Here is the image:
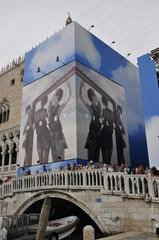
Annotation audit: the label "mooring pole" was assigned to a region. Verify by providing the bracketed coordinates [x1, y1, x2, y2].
[83, 225, 95, 240]
[36, 196, 52, 240]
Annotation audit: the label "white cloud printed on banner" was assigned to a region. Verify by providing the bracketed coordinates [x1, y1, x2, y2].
[145, 116, 159, 168]
[28, 24, 75, 78]
[28, 22, 101, 80]
[75, 24, 101, 70]
[111, 62, 144, 134]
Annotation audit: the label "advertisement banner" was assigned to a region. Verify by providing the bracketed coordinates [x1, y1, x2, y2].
[19, 63, 76, 166]
[76, 62, 130, 166]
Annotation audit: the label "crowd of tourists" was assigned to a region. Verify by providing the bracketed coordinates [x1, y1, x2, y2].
[2, 162, 159, 183]
[63, 162, 159, 176]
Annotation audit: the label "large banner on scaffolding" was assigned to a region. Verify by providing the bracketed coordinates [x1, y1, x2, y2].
[19, 63, 77, 166]
[76, 62, 130, 166]
[18, 21, 148, 169]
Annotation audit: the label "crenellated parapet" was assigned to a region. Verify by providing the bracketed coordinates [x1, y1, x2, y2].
[0, 22, 71, 77]
[0, 56, 24, 76]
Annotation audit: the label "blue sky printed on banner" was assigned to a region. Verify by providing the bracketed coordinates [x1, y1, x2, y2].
[75, 23, 148, 167]
[138, 54, 159, 167]
[23, 22, 149, 167]
[24, 23, 75, 85]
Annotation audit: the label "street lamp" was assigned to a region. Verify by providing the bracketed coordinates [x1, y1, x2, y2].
[56, 56, 66, 65]
[110, 41, 116, 47]
[126, 53, 131, 58]
[88, 25, 94, 31]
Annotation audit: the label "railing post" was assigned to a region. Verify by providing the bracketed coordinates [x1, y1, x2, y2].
[147, 176, 154, 198]
[103, 171, 108, 192]
[83, 171, 86, 186]
[34, 175, 38, 189]
[65, 172, 68, 187]
[124, 174, 129, 195]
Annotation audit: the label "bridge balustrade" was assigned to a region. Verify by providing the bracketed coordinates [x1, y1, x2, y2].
[0, 170, 159, 202]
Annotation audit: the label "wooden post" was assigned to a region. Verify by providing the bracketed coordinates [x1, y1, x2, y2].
[36, 196, 52, 240]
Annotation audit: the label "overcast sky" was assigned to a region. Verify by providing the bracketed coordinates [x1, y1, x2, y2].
[0, 0, 159, 69]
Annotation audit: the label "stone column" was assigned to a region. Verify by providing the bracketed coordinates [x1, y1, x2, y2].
[15, 130, 20, 164]
[83, 225, 95, 240]
[8, 142, 12, 172]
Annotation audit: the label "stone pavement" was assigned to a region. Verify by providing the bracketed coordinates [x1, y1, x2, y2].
[99, 232, 159, 240]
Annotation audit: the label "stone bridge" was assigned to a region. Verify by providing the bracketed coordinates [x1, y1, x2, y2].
[0, 169, 159, 234]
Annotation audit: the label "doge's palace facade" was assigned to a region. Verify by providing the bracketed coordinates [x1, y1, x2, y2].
[0, 58, 24, 178]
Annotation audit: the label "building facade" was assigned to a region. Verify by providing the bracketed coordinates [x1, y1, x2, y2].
[0, 59, 23, 178]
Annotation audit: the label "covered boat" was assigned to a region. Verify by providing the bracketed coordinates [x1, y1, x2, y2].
[0, 214, 79, 240]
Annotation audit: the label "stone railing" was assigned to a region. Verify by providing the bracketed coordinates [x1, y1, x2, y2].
[0, 169, 159, 202]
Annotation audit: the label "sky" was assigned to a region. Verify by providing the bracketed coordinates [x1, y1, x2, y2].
[0, 0, 159, 69]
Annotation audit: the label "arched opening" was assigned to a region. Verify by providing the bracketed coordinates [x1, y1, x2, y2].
[0, 111, 2, 123]
[4, 144, 9, 166]
[22, 197, 106, 239]
[11, 142, 17, 164]
[6, 107, 10, 121]
[3, 110, 6, 122]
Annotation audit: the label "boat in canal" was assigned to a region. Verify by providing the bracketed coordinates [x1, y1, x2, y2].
[0, 214, 79, 240]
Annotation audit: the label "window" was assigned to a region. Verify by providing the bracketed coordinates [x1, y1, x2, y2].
[0, 98, 10, 124]
[10, 78, 15, 86]
[20, 68, 24, 76]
